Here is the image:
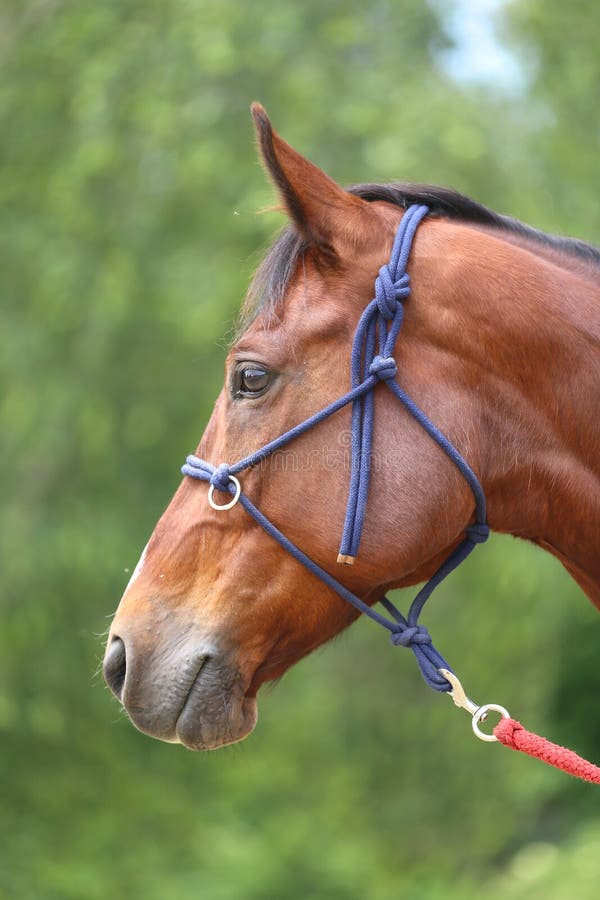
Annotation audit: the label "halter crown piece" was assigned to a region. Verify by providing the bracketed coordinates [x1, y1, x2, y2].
[183, 205, 489, 693]
[182, 205, 600, 784]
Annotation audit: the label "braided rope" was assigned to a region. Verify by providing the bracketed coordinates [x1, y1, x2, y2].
[494, 718, 600, 784]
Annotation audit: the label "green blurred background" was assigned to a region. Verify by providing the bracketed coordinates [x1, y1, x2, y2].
[2, 1, 599, 897]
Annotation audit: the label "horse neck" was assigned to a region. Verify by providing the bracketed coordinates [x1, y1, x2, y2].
[419, 220, 600, 605]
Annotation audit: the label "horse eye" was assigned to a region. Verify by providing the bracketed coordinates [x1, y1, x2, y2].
[236, 365, 270, 398]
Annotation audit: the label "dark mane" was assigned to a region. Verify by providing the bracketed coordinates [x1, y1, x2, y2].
[242, 183, 600, 326]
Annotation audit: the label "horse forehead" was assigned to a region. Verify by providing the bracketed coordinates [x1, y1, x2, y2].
[236, 258, 376, 355]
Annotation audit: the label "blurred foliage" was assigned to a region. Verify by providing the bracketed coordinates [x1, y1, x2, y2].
[1, 1, 599, 898]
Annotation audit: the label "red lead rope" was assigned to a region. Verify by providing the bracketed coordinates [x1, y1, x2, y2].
[440, 669, 600, 785]
[494, 717, 600, 784]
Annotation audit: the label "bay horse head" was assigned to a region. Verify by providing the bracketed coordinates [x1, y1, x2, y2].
[104, 105, 600, 750]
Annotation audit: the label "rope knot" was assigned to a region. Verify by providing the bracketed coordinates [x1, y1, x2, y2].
[466, 522, 490, 544]
[375, 266, 410, 319]
[390, 624, 432, 648]
[369, 355, 397, 381]
[210, 463, 233, 493]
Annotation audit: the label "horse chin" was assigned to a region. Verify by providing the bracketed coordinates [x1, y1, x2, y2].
[174, 693, 258, 752]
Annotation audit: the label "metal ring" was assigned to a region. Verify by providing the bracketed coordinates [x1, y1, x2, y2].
[208, 475, 241, 511]
[472, 703, 510, 742]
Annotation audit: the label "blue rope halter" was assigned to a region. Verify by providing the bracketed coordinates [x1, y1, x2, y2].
[182, 205, 490, 693]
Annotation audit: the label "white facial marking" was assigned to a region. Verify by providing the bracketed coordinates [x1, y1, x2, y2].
[125, 542, 148, 592]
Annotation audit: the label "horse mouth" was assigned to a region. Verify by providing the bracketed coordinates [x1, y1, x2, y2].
[111, 641, 259, 752]
[174, 655, 209, 741]
[174, 656, 258, 751]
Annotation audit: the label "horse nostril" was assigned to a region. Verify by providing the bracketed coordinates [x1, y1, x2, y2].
[103, 637, 127, 700]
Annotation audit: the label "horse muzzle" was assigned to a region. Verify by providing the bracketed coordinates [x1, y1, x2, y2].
[103, 628, 258, 750]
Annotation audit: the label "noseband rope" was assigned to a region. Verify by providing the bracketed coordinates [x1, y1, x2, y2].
[182, 204, 600, 784]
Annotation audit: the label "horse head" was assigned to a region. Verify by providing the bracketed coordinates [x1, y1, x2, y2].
[103, 105, 600, 750]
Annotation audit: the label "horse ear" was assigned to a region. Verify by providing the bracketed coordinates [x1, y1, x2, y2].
[251, 103, 380, 260]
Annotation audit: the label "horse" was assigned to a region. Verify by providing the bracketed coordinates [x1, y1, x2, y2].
[103, 104, 600, 753]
